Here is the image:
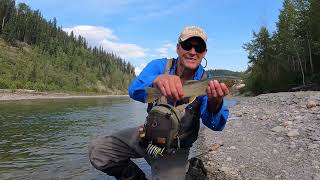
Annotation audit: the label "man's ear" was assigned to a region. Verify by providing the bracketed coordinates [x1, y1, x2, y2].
[203, 48, 208, 55]
[176, 44, 180, 54]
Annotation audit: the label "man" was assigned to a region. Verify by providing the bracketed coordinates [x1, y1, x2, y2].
[89, 26, 230, 180]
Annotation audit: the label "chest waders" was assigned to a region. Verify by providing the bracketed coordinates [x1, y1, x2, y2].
[139, 58, 207, 159]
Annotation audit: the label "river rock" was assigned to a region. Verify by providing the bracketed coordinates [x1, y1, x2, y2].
[287, 129, 300, 137]
[306, 100, 317, 109]
[271, 126, 287, 133]
[197, 91, 320, 180]
[308, 144, 319, 149]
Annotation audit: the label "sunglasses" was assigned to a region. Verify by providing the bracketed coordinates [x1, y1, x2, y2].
[180, 38, 206, 53]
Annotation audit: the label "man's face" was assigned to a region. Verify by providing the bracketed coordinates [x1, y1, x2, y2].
[176, 37, 207, 70]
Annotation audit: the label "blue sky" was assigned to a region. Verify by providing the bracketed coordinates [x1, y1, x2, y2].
[16, 0, 283, 74]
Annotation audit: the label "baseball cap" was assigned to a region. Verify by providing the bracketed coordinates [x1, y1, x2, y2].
[178, 26, 207, 43]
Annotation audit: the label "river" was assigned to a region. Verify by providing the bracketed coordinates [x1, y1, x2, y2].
[0, 97, 237, 179]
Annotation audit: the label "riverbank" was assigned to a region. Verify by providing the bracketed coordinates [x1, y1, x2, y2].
[197, 91, 320, 179]
[0, 89, 128, 101]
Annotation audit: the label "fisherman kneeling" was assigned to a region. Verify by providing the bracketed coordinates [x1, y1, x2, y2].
[89, 26, 230, 180]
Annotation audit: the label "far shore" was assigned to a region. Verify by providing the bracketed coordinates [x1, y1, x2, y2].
[0, 89, 128, 101]
[0, 88, 242, 102]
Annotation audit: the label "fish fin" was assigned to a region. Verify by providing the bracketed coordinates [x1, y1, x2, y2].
[146, 87, 161, 103]
[184, 80, 198, 85]
[189, 96, 197, 104]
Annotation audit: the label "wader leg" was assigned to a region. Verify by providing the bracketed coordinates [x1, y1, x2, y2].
[150, 148, 190, 180]
[89, 127, 190, 180]
[89, 127, 147, 180]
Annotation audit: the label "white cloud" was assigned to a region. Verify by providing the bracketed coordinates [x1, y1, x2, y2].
[134, 63, 147, 75]
[63, 25, 117, 47]
[63, 25, 146, 60]
[132, 42, 176, 75]
[62, 26, 180, 75]
[155, 42, 175, 58]
[101, 40, 146, 59]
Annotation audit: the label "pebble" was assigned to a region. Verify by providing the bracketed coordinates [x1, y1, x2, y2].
[289, 144, 297, 149]
[287, 129, 300, 137]
[295, 116, 304, 121]
[313, 173, 320, 179]
[286, 121, 293, 125]
[200, 91, 320, 180]
[271, 126, 286, 133]
[308, 144, 320, 149]
[306, 100, 317, 109]
[275, 175, 282, 179]
[295, 153, 302, 158]
[276, 137, 284, 141]
[226, 157, 232, 161]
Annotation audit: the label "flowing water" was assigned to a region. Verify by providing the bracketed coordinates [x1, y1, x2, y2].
[0, 97, 237, 179]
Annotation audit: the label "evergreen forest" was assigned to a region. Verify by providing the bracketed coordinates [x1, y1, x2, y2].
[0, 0, 135, 94]
[243, 0, 320, 94]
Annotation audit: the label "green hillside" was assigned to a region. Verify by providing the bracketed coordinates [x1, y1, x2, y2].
[0, 0, 135, 94]
[207, 69, 243, 77]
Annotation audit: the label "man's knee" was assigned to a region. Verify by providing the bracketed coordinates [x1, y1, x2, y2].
[89, 136, 115, 170]
[89, 136, 147, 179]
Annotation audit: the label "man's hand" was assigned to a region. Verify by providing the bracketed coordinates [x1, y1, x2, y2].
[206, 80, 229, 113]
[153, 74, 184, 101]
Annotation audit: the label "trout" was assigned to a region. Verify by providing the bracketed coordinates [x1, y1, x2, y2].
[145, 76, 240, 103]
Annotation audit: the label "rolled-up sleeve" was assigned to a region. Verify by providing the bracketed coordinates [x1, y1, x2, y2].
[200, 96, 229, 131]
[128, 59, 166, 103]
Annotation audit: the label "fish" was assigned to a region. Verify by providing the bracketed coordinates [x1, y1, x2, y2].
[145, 76, 240, 103]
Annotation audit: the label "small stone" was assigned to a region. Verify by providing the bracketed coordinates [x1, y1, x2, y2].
[289, 144, 296, 149]
[220, 166, 231, 172]
[226, 157, 232, 161]
[271, 126, 286, 133]
[207, 161, 214, 166]
[307, 100, 317, 109]
[295, 153, 302, 158]
[287, 129, 300, 137]
[282, 121, 293, 128]
[312, 160, 320, 166]
[275, 175, 282, 180]
[312, 173, 320, 180]
[295, 116, 303, 121]
[308, 144, 320, 149]
[310, 136, 320, 141]
[229, 146, 236, 150]
[276, 137, 284, 141]
[273, 149, 279, 154]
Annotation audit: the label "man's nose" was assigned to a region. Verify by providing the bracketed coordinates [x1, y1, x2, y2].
[189, 47, 196, 54]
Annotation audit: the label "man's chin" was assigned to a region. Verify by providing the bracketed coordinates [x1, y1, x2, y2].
[185, 61, 199, 69]
[184, 64, 198, 71]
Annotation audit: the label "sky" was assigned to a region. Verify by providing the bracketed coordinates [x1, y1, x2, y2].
[16, 0, 284, 75]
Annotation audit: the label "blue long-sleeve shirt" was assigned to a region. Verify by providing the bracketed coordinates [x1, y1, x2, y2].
[128, 58, 229, 131]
